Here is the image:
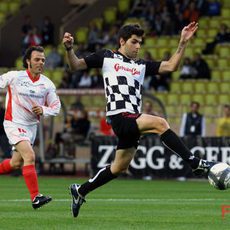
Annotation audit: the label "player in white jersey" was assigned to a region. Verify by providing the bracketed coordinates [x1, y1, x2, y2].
[0, 46, 61, 209]
[62, 22, 217, 218]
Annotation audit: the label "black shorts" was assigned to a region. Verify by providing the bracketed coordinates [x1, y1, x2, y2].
[107, 112, 141, 149]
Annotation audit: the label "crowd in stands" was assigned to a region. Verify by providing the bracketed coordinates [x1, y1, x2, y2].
[45, 46, 63, 69]
[17, 1, 222, 90]
[18, 0, 230, 91]
[52, 95, 115, 155]
[179, 53, 211, 80]
[55, 0, 225, 90]
[21, 15, 55, 54]
[202, 22, 230, 54]
[128, 0, 221, 36]
[143, 50, 173, 91]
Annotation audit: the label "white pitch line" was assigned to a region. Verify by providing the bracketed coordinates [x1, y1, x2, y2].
[1, 198, 229, 202]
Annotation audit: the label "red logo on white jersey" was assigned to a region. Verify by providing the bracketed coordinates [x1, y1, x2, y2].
[18, 128, 26, 133]
[114, 63, 140, 75]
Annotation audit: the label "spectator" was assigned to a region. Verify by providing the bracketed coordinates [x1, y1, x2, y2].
[162, 15, 175, 36]
[87, 22, 101, 52]
[58, 70, 72, 88]
[180, 101, 206, 137]
[55, 109, 91, 154]
[97, 29, 110, 48]
[21, 15, 32, 37]
[161, 5, 175, 36]
[98, 112, 114, 136]
[197, 0, 210, 16]
[143, 51, 155, 90]
[71, 110, 91, 140]
[211, 23, 230, 43]
[202, 23, 230, 55]
[0, 98, 11, 158]
[62, 109, 91, 143]
[107, 24, 119, 47]
[78, 70, 92, 88]
[152, 13, 164, 36]
[207, 0, 221, 16]
[183, 1, 200, 24]
[41, 16, 54, 46]
[179, 57, 197, 80]
[192, 53, 211, 80]
[161, 5, 171, 22]
[173, 2, 185, 34]
[75, 43, 89, 58]
[70, 70, 82, 88]
[22, 26, 42, 52]
[149, 51, 172, 91]
[143, 50, 155, 61]
[216, 104, 230, 137]
[91, 69, 103, 88]
[143, 4, 156, 27]
[45, 46, 62, 69]
[143, 100, 160, 116]
[70, 95, 85, 111]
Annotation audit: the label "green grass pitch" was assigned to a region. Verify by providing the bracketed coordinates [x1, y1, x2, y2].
[0, 176, 229, 230]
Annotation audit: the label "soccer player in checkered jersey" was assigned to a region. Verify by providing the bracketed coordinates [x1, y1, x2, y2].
[0, 46, 61, 209]
[63, 22, 217, 218]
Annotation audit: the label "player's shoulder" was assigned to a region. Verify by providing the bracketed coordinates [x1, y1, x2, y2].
[135, 58, 146, 65]
[93, 48, 113, 57]
[40, 74, 56, 88]
[2, 70, 24, 78]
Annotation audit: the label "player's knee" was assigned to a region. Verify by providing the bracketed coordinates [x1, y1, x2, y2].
[10, 160, 22, 169]
[22, 151, 36, 164]
[111, 164, 129, 175]
[118, 165, 129, 174]
[157, 118, 170, 133]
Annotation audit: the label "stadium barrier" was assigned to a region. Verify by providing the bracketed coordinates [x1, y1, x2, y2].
[91, 135, 230, 178]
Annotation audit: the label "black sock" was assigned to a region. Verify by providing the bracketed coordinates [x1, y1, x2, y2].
[78, 165, 117, 197]
[160, 129, 200, 169]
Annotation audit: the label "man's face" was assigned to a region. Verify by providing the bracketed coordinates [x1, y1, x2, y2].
[120, 35, 142, 59]
[27, 51, 45, 75]
[144, 102, 152, 113]
[191, 103, 199, 113]
[224, 106, 230, 117]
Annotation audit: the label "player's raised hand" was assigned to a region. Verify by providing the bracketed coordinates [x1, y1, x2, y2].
[180, 21, 198, 43]
[63, 32, 74, 50]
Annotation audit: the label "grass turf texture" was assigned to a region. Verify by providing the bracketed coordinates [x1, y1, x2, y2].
[0, 176, 229, 230]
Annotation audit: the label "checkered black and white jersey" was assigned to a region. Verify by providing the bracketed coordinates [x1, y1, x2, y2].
[84, 49, 161, 116]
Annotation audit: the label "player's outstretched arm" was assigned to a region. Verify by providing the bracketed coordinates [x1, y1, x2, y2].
[62, 32, 87, 71]
[159, 21, 198, 73]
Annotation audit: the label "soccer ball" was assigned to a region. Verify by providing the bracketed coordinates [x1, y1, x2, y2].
[208, 163, 230, 190]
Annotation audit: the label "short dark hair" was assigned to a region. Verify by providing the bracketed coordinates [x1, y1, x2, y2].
[117, 24, 144, 47]
[190, 101, 200, 107]
[23, 46, 44, 68]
